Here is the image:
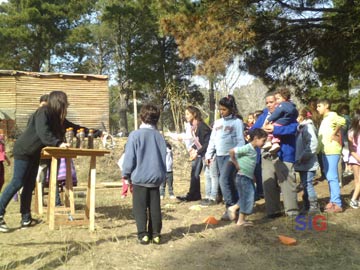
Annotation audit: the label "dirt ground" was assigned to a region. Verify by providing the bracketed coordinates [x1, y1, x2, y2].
[1, 138, 360, 270]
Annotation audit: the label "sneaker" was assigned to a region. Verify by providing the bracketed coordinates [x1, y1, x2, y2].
[349, 199, 359, 209]
[138, 235, 150, 245]
[152, 236, 161, 245]
[0, 216, 9, 233]
[160, 195, 164, 200]
[121, 195, 126, 199]
[169, 195, 176, 200]
[286, 210, 299, 217]
[324, 203, 343, 213]
[200, 199, 216, 206]
[21, 218, 42, 229]
[262, 141, 272, 150]
[269, 143, 280, 153]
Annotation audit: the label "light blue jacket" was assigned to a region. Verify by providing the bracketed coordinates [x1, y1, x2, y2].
[205, 115, 245, 159]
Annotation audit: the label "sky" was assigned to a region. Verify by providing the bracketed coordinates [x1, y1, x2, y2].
[192, 57, 255, 93]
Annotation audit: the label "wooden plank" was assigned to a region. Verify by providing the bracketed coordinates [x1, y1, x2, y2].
[88, 156, 97, 231]
[65, 158, 75, 215]
[47, 157, 58, 230]
[41, 147, 110, 158]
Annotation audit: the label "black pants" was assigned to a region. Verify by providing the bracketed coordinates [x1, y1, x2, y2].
[188, 156, 203, 200]
[132, 185, 162, 239]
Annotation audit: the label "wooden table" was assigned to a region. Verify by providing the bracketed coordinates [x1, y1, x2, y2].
[40, 147, 110, 231]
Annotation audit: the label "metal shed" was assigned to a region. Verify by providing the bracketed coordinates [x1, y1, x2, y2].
[0, 70, 109, 137]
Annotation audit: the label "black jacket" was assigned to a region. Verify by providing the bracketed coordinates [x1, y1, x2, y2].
[13, 107, 102, 160]
[13, 106, 62, 160]
[192, 121, 211, 157]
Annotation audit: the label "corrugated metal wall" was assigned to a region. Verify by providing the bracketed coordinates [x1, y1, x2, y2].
[0, 72, 109, 135]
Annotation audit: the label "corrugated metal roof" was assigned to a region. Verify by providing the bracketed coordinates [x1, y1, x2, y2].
[0, 70, 108, 80]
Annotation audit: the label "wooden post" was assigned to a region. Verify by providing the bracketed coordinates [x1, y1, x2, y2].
[48, 157, 58, 230]
[133, 90, 138, 130]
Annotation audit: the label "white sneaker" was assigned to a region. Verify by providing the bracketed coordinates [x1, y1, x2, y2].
[349, 199, 359, 209]
[169, 195, 176, 200]
[262, 141, 272, 150]
[269, 143, 280, 153]
[0, 216, 10, 233]
[160, 195, 164, 200]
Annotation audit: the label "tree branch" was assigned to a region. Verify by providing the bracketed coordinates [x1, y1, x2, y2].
[274, 0, 344, 13]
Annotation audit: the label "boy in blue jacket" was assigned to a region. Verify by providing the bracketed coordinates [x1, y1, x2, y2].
[122, 104, 167, 245]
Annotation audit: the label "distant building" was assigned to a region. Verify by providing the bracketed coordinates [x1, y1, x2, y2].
[0, 70, 109, 137]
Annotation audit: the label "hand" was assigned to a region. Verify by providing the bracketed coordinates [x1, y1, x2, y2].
[188, 148, 198, 160]
[6, 160, 10, 166]
[263, 124, 274, 133]
[59, 142, 70, 148]
[331, 133, 341, 144]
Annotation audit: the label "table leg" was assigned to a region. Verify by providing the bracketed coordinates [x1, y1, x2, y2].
[47, 157, 58, 230]
[85, 156, 97, 231]
[64, 158, 75, 215]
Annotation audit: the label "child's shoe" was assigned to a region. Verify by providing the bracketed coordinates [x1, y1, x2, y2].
[152, 236, 161, 245]
[0, 216, 9, 233]
[121, 195, 126, 199]
[262, 141, 272, 150]
[169, 195, 176, 200]
[138, 235, 150, 245]
[349, 199, 359, 209]
[269, 143, 280, 154]
[160, 195, 164, 200]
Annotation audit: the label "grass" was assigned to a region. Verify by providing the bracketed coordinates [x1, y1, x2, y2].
[0, 138, 360, 269]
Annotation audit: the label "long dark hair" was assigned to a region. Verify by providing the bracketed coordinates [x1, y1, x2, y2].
[219, 94, 242, 119]
[351, 109, 360, 142]
[185, 105, 203, 121]
[47, 91, 68, 138]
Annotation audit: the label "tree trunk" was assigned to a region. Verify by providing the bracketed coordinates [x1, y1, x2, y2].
[118, 86, 128, 135]
[209, 78, 215, 125]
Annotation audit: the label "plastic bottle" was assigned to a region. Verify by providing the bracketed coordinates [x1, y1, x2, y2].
[76, 130, 81, 148]
[65, 128, 71, 144]
[68, 127, 74, 147]
[88, 129, 94, 149]
[79, 128, 86, 149]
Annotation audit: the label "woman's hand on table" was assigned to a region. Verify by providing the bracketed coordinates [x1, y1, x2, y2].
[59, 142, 70, 148]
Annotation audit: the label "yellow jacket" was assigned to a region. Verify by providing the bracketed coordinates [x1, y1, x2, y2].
[318, 112, 345, 155]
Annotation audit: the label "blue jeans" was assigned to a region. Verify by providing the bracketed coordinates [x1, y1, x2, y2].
[204, 159, 219, 200]
[235, 174, 255, 215]
[299, 170, 317, 208]
[0, 158, 39, 221]
[322, 154, 342, 206]
[216, 156, 238, 207]
[160, 172, 174, 196]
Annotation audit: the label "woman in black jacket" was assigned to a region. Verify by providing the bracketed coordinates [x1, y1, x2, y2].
[177, 106, 211, 202]
[0, 91, 71, 232]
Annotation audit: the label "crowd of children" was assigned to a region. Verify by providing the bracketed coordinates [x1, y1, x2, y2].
[1, 88, 359, 247]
